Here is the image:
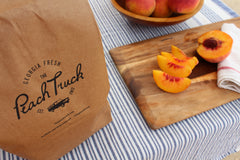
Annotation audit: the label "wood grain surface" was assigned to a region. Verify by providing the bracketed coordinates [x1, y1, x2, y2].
[109, 17, 240, 129]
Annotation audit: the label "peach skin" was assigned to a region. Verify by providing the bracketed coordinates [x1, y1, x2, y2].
[125, 0, 156, 16]
[152, 0, 172, 18]
[168, 0, 200, 14]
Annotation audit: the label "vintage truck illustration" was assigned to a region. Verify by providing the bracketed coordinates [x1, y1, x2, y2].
[48, 97, 70, 112]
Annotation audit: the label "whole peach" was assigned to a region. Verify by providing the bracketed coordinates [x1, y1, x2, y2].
[152, 0, 172, 18]
[125, 0, 156, 16]
[168, 0, 200, 14]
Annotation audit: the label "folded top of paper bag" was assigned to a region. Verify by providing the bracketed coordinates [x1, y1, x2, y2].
[217, 23, 240, 93]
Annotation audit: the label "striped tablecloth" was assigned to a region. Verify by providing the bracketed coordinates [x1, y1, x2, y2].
[1, 0, 240, 159]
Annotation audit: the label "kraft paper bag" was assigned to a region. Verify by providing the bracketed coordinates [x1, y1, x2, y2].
[0, 0, 112, 159]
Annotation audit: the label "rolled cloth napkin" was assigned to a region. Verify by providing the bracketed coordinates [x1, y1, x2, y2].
[217, 23, 240, 93]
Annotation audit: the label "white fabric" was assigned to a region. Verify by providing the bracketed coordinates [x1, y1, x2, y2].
[218, 23, 240, 93]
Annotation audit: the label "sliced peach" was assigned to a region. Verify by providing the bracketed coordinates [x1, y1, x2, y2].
[157, 55, 192, 77]
[153, 70, 191, 93]
[171, 45, 187, 59]
[161, 51, 198, 69]
[171, 45, 199, 66]
[197, 30, 233, 63]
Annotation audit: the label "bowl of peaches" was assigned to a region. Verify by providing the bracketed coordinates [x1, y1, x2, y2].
[111, 0, 204, 26]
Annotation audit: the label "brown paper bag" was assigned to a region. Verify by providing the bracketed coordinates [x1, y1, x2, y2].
[0, 0, 112, 159]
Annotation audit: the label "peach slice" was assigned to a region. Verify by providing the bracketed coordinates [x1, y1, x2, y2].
[171, 45, 199, 63]
[161, 51, 198, 69]
[153, 70, 191, 93]
[157, 55, 192, 77]
[171, 45, 188, 59]
[197, 30, 233, 63]
[171, 45, 199, 69]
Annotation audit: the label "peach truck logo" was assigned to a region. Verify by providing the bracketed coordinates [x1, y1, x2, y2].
[13, 62, 84, 120]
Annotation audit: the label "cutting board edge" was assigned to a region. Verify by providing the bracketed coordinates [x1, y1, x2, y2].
[136, 94, 240, 130]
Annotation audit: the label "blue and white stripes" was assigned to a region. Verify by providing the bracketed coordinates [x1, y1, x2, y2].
[1, 0, 240, 159]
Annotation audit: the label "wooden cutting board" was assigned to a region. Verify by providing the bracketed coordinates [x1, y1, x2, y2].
[109, 17, 240, 129]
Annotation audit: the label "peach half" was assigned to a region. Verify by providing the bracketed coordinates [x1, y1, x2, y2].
[153, 70, 191, 93]
[157, 55, 192, 77]
[161, 51, 198, 69]
[197, 30, 233, 63]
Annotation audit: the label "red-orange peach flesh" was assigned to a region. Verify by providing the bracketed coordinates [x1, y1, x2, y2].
[153, 70, 191, 93]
